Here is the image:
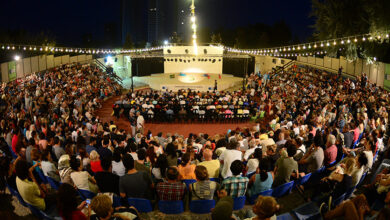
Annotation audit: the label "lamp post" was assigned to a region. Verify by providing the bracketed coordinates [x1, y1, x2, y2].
[190, 0, 198, 55]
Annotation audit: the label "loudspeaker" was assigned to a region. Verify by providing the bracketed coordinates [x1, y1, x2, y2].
[185, 49, 189, 54]
[167, 49, 171, 54]
[204, 49, 207, 54]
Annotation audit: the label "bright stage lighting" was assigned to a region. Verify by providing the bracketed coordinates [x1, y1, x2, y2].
[164, 40, 169, 45]
[105, 55, 114, 66]
[14, 55, 21, 61]
[191, 16, 196, 22]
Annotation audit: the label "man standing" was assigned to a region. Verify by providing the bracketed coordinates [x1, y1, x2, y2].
[129, 112, 136, 137]
[136, 111, 144, 135]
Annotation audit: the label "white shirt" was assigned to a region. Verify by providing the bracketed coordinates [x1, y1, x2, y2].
[220, 149, 242, 178]
[41, 161, 57, 177]
[246, 159, 259, 174]
[112, 161, 126, 176]
[70, 171, 92, 191]
[243, 146, 260, 161]
[137, 115, 145, 128]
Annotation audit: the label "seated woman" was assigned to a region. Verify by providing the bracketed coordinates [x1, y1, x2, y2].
[151, 154, 168, 183]
[247, 159, 274, 197]
[69, 156, 98, 193]
[190, 165, 219, 200]
[57, 183, 88, 220]
[178, 153, 196, 180]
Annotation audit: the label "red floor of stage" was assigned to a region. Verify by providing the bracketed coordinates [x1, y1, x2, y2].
[95, 96, 256, 137]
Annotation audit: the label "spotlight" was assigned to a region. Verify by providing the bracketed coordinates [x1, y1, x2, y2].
[14, 55, 21, 61]
[164, 40, 169, 45]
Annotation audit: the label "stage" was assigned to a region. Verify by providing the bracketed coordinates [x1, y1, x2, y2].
[122, 73, 243, 91]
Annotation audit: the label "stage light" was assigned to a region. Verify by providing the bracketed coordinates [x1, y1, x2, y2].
[363, 37, 366, 41]
[14, 55, 21, 61]
[164, 40, 168, 45]
[105, 55, 115, 66]
[191, 16, 196, 22]
[192, 34, 197, 39]
[192, 24, 196, 29]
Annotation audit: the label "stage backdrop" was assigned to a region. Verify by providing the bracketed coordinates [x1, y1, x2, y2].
[223, 57, 255, 77]
[163, 46, 223, 74]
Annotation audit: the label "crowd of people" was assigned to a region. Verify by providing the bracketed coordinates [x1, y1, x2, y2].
[0, 60, 390, 220]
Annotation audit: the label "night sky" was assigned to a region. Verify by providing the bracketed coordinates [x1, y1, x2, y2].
[0, 0, 314, 46]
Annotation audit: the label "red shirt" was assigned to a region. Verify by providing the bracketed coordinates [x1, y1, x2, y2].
[324, 145, 338, 165]
[11, 134, 18, 154]
[90, 160, 103, 173]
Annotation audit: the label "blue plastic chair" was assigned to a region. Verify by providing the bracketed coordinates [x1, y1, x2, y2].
[292, 202, 321, 220]
[8, 145, 17, 159]
[294, 173, 312, 188]
[332, 193, 346, 208]
[182, 179, 197, 189]
[36, 169, 48, 184]
[246, 172, 256, 179]
[344, 187, 355, 200]
[277, 212, 295, 220]
[158, 200, 184, 214]
[190, 200, 216, 214]
[46, 176, 61, 190]
[326, 160, 337, 168]
[209, 178, 221, 183]
[233, 196, 246, 210]
[272, 181, 294, 198]
[308, 166, 326, 184]
[127, 198, 153, 213]
[248, 188, 273, 204]
[78, 189, 96, 200]
[26, 203, 54, 220]
[113, 195, 122, 208]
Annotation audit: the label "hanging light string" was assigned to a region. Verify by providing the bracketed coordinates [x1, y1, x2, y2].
[224, 31, 389, 57]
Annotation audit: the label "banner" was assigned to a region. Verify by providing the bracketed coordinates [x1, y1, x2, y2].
[8, 61, 16, 81]
[385, 64, 390, 91]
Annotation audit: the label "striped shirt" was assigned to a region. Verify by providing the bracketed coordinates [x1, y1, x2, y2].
[221, 175, 249, 198]
[156, 181, 186, 201]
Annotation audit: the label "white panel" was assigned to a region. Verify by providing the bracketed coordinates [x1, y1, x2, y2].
[23, 58, 31, 75]
[339, 57, 347, 73]
[54, 56, 62, 67]
[1, 63, 8, 83]
[77, 55, 86, 62]
[324, 57, 331, 68]
[369, 64, 378, 84]
[163, 46, 223, 56]
[70, 56, 78, 63]
[377, 62, 385, 87]
[86, 55, 93, 61]
[308, 56, 315, 64]
[38, 55, 47, 71]
[164, 56, 223, 74]
[331, 58, 339, 71]
[315, 58, 323, 66]
[300, 56, 308, 63]
[31, 56, 39, 73]
[347, 61, 355, 76]
[61, 55, 70, 64]
[16, 60, 24, 78]
[47, 55, 54, 69]
[355, 59, 363, 76]
[362, 61, 370, 76]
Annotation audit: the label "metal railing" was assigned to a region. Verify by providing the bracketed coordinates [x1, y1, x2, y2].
[94, 59, 123, 83]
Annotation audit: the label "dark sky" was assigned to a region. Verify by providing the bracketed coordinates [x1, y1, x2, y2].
[0, 0, 314, 46]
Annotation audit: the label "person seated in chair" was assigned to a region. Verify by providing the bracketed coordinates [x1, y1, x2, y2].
[156, 167, 186, 201]
[221, 160, 249, 198]
[95, 157, 120, 195]
[90, 194, 140, 220]
[119, 154, 154, 200]
[189, 165, 219, 200]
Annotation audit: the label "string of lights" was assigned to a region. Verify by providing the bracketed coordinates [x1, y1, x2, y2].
[224, 31, 389, 57]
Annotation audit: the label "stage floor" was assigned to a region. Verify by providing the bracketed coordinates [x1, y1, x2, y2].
[122, 73, 243, 92]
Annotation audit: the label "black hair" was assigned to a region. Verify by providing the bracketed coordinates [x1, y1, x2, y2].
[57, 183, 79, 220]
[155, 154, 168, 177]
[137, 148, 146, 160]
[122, 153, 134, 171]
[69, 156, 81, 171]
[230, 160, 243, 176]
[287, 144, 297, 157]
[358, 152, 368, 167]
[112, 148, 122, 163]
[165, 143, 177, 158]
[15, 159, 29, 180]
[166, 167, 179, 180]
[100, 157, 112, 171]
[252, 148, 262, 162]
[259, 159, 270, 182]
[181, 152, 191, 166]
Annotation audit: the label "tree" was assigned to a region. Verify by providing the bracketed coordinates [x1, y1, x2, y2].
[211, 33, 222, 44]
[123, 34, 134, 49]
[170, 32, 182, 44]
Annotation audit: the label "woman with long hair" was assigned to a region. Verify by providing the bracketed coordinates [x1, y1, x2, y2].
[247, 159, 274, 197]
[165, 143, 178, 167]
[177, 152, 196, 180]
[152, 154, 168, 182]
[57, 183, 88, 220]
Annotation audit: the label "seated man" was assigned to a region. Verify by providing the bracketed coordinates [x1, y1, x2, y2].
[156, 167, 186, 201]
[273, 144, 299, 187]
[198, 148, 220, 178]
[221, 160, 249, 198]
[95, 157, 120, 195]
[119, 154, 154, 200]
[15, 159, 46, 210]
